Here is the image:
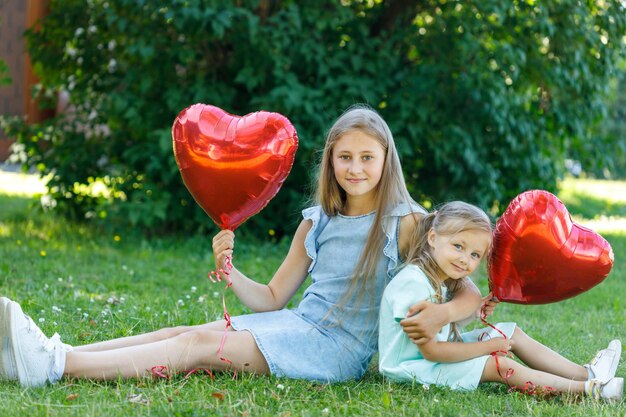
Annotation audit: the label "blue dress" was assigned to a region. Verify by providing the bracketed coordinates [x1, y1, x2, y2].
[378, 264, 516, 390]
[231, 203, 424, 382]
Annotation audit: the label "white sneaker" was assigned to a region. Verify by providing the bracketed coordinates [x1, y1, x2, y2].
[0, 297, 18, 380]
[8, 300, 66, 387]
[586, 377, 624, 401]
[586, 340, 621, 383]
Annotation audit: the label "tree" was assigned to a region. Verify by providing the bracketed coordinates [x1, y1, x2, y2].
[3, 0, 625, 235]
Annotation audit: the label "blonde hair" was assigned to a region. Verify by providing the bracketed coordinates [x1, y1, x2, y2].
[315, 104, 417, 318]
[404, 201, 492, 341]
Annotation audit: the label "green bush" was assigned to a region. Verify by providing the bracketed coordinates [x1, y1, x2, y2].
[0, 59, 10, 86]
[577, 59, 626, 179]
[2, 0, 625, 235]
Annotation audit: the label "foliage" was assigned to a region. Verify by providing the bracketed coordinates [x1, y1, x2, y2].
[0, 59, 10, 86]
[1, 178, 625, 416]
[576, 59, 626, 179]
[0, 16, 10, 86]
[2, 0, 626, 235]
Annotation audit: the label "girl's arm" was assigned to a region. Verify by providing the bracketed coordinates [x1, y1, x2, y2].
[212, 219, 312, 312]
[400, 276, 482, 344]
[418, 336, 513, 363]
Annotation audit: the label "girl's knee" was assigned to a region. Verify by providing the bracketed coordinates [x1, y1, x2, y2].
[175, 328, 222, 348]
[511, 326, 527, 341]
[481, 356, 518, 383]
[155, 325, 193, 340]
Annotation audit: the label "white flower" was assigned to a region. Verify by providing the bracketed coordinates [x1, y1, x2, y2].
[75, 28, 85, 37]
[322, 408, 329, 414]
[108, 40, 116, 50]
[177, 299, 184, 306]
[191, 286, 197, 293]
[276, 384, 285, 390]
[65, 44, 78, 57]
[422, 384, 430, 390]
[88, 25, 97, 33]
[38, 318, 45, 323]
[107, 59, 117, 73]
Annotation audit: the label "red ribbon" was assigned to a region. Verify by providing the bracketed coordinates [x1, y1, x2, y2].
[151, 365, 215, 381]
[479, 304, 508, 341]
[208, 255, 237, 377]
[480, 305, 557, 398]
[150, 257, 236, 381]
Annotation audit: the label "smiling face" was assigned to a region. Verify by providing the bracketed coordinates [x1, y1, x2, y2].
[428, 228, 492, 281]
[332, 130, 386, 213]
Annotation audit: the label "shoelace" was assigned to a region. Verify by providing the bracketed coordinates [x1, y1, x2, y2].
[587, 379, 601, 400]
[24, 315, 59, 352]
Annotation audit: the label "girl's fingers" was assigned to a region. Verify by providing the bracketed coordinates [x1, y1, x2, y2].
[213, 231, 235, 252]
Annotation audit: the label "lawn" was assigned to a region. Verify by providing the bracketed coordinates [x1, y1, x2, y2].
[0, 170, 624, 416]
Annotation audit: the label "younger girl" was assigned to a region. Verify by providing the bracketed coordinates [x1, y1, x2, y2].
[1, 105, 482, 387]
[378, 201, 623, 400]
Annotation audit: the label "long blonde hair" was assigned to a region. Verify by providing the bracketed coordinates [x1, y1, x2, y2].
[404, 201, 492, 341]
[315, 104, 417, 315]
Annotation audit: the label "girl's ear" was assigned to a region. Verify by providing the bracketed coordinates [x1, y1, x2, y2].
[427, 228, 437, 248]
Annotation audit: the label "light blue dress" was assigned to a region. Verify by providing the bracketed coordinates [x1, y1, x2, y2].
[231, 203, 424, 382]
[378, 264, 516, 390]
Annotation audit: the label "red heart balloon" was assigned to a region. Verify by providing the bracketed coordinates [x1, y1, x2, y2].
[172, 104, 298, 230]
[488, 190, 614, 304]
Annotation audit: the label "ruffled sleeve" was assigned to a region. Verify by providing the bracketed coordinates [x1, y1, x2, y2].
[302, 205, 331, 273]
[382, 202, 427, 279]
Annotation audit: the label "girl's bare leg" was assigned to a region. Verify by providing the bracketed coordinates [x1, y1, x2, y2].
[510, 327, 588, 381]
[72, 321, 227, 352]
[480, 356, 586, 394]
[64, 327, 269, 379]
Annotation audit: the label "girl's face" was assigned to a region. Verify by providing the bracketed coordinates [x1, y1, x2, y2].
[332, 130, 386, 209]
[427, 229, 491, 281]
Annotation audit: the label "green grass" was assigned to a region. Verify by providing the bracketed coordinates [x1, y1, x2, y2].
[0, 174, 625, 416]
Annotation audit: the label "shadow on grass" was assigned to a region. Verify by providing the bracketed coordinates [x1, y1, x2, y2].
[558, 191, 626, 220]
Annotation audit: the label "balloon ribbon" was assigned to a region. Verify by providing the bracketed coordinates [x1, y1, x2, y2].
[150, 256, 236, 381]
[479, 305, 557, 399]
[208, 255, 237, 377]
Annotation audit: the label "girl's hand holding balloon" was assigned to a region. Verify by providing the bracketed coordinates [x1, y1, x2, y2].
[212, 229, 235, 280]
[480, 293, 499, 319]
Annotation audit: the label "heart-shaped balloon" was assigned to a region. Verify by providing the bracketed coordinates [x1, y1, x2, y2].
[172, 104, 298, 230]
[488, 190, 614, 304]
